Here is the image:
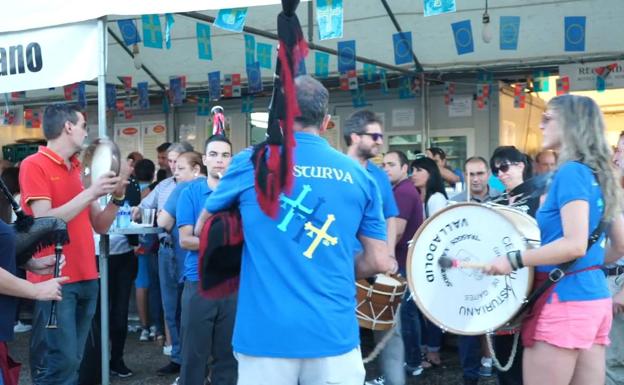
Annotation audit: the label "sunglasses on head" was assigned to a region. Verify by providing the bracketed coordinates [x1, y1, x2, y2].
[358, 132, 384, 141]
[492, 162, 518, 176]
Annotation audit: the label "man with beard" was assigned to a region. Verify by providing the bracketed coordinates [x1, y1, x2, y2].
[344, 111, 401, 385]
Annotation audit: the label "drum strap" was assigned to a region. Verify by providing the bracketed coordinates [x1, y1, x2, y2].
[516, 218, 609, 318]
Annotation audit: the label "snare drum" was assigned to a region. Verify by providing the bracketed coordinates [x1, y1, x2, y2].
[356, 274, 407, 331]
[406, 203, 539, 335]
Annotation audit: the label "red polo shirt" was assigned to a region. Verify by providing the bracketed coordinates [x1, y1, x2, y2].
[19, 146, 97, 284]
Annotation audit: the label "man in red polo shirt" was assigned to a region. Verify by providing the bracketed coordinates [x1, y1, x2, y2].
[19, 103, 127, 385]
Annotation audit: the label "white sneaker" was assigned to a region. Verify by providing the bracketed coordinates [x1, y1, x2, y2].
[171, 377, 179, 385]
[149, 325, 157, 339]
[364, 376, 385, 385]
[139, 328, 150, 341]
[13, 321, 32, 333]
[163, 345, 172, 356]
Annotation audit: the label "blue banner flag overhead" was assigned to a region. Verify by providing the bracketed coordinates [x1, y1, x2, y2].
[197, 97, 210, 116]
[141, 15, 163, 49]
[169, 77, 183, 106]
[451, 20, 474, 55]
[337, 40, 356, 73]
[214, 8, 248, 33]
[241, 95, 254, 113]
[165, 14, 175, 49]
[208, 71, 221, 101]
[317, 0, 343, 40]
[117, 19, 141, 46]
[393, 31, 412, 65]
[137, 82, 149, 109]
[363, 63, 377, 82]
[77, 83, 87, 108]
[106, 84, 117, 110]
[564, 16, 586, 52]
[315, 52, 330, 78]
[379, 69, 389, 94]
[244, 34, 256, 65]
[247, 62, 263, 94]
[256, 43, 273, 69]
[351, 87, 367, 108]
[423, 0, 456, 17]
[533, 70, 550, 92]
[500, 16, 520, 50]
[196, 23, 212, 60]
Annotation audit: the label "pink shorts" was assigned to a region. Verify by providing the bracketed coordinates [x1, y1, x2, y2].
[533, 293, 612, 349]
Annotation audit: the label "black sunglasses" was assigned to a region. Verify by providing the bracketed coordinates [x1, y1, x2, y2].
[492, 162, 518, 176]
[358, 132, 384, 141]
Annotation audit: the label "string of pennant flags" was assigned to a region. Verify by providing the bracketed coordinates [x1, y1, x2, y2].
[0, 1, 607, 122]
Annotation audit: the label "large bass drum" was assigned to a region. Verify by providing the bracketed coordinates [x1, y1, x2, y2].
[406, 202, 539, 335]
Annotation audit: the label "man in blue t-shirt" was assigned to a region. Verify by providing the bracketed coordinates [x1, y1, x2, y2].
[176, 135, 235, 385]
[344, 110, 402, 385]
[197, 76, 396, 385]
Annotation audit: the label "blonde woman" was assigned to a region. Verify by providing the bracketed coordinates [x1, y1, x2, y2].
[486, 95, 624, 385]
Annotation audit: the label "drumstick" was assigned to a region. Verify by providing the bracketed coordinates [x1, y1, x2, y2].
[438, 256, 489, 270]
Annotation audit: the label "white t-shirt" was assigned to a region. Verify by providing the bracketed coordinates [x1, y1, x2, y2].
[425, 192, 448, 218]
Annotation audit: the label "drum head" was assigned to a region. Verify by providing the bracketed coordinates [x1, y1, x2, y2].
[82, 138, 120, 188]
[407, 203, 534, 335]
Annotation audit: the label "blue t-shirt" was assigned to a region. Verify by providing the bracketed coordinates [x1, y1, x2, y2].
[176, 178, 213, 282]
[204, 132, 386, 358]
[164, 178, 207, 283]
[536, 161, 609, 301]
[366, 161, 399, 219]
[0, 220, 17, 342]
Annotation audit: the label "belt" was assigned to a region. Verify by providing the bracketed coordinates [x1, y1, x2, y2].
[603, 265, 624, 277]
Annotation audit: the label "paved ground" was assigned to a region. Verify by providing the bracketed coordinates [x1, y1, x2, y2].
[7, 326, 497, 385]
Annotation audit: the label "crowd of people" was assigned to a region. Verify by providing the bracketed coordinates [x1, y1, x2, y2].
[0, 76, 623, 385]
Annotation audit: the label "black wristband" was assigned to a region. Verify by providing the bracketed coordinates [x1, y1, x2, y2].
[111, 197, 124, 207]
[507, 250, 523, 269]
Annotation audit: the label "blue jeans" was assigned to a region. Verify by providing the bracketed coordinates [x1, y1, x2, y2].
[30, 279, 98, 385]
[372, 323, 405, 385]
[421, 316, 442, 352]
[158, 245, 181, 363]
[147, 252, 163, 333]
[458, 335, 481, 380]
[400, 288, 422, 367]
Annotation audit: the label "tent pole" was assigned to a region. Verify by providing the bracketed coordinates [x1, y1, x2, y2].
[97, 16, 111, 385]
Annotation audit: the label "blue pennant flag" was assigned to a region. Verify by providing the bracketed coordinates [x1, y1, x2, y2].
[337, 40, 356, 73]
[247, 62, 263, 94]
[165, 14, 175, 49]
[424, 0, 456, 17]
[244, 34, 256, 65]
[533, 70, 550, 92]
[564, 16, 586, 52]
[315, 52, 330, 78]
[451, 20, 474, 55]
[256, 43, 272, 69]
[351, 87, 367, 108]
[363, 63, 377, 82]
[214, 8, 248, 33]
[317, 0, 343, 40]
[77, 83, 87, 108]
[477, 70, 493, 83]
[399, 77, 415, 99]
[106, 84, 117, 110]
[393, 31, 412, 65]
[379, 69, 389, 94]
[208, 71, 221, 101]
[197, 97, 211, 116]
[169, 77, 183, 106]
[297, 59, 307, 76]
[142, 15, 163, 49]
[117, 19, 141, 46]
[137, 82, 149, 109]
[241, 95, 255, 113]
[196, 23, 212, 60]
[500, 16, 520, 50]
